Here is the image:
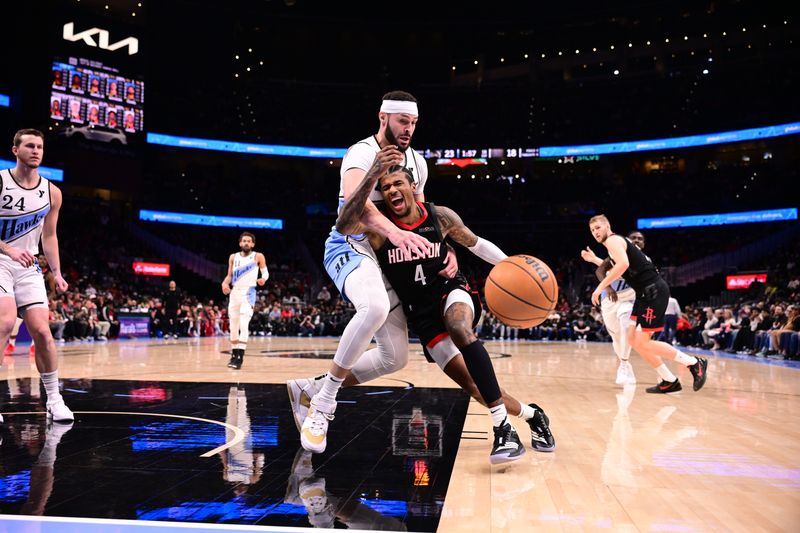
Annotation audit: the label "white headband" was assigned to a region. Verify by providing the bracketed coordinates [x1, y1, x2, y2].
[380, 99, 419, 116]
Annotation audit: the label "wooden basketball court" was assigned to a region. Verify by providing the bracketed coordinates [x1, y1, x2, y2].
[1, 336, 798, 532]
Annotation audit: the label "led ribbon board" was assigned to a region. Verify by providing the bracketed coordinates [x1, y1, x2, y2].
[139, 210, 283, 229]
[638, 208, 797, 229]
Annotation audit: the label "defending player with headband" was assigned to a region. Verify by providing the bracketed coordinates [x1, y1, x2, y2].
[291, 91, 458, 455]
[221, 232, 267, 370]
[336, 164, 556, 463]
[588, 215, 708, 394]
[0, 128, 73, 426]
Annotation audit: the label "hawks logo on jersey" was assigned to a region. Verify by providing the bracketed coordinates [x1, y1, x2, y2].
[0, 210, 49, 243]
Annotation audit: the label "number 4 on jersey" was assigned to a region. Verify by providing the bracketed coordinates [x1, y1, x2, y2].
[414, 264, 427, 286]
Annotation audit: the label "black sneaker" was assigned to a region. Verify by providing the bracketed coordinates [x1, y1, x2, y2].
[227, 349, 243, 370]
[527, 403, 555, 452]
[645, 379, 682, 394]
[688, 357, 708, 391]
[490, 421, 526, 465]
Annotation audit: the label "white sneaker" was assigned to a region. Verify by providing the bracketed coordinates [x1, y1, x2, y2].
[285, 448, 315, 504]
[615, 362, 627, 384]
[287, 376, 324, 432]
[616, 361, 636, 385]
[0, 412, 4, 424]
[46, 399, 75, 423]
[300, 401, 335, 454]
[622, 361, 636, 384]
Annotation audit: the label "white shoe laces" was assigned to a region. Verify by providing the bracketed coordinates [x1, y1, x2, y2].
[307, 408, 334, 436]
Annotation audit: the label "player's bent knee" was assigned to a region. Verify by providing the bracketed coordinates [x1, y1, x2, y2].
[447, 323, 476, 348]
[357, 296, 390, 331]
[383, 350, 409, 374]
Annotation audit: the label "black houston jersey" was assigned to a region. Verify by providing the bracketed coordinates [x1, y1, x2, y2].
[376, 202, 447, 307]
[614, 236, 660, 292]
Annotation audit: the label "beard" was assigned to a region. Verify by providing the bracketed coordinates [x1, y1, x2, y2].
[240, 245, 252, 253]
[384, 126, 409, 152]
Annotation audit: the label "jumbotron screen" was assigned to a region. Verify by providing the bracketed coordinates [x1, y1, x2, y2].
[50, 58, 144, 133]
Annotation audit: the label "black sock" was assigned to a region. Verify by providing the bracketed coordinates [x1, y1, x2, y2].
[460, 340, 502, 405]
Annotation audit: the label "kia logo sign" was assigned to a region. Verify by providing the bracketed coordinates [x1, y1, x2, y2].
[726, 273, 767, 290]
[133, 262, 170, 277]
[63, 22, 139, 55]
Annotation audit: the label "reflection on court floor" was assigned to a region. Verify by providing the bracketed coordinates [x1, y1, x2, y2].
[0, 378, 469, 531]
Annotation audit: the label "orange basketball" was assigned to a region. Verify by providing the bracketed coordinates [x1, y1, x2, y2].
[484, 255, 559, 328]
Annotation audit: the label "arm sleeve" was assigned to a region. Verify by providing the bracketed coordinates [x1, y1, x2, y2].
[467, 237, 508, 265]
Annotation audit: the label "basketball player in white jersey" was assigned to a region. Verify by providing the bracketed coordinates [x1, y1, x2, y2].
[221, 232, 267, 369]
[581, 230, 647, 385]
[0, 129, 73, 425]
[220, 385, 264, 491]
[290, 91, 454, 454]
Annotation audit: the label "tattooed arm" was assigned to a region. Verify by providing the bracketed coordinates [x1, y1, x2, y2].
[335, 147, 400, 236]
[335, 146, 428, 257]
[436, 205, 508, 265]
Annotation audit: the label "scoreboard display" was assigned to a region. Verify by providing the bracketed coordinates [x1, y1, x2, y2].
[51, 57, 144, 133]
[422, 147, 539, 159]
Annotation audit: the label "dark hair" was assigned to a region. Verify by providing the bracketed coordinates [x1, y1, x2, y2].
[382, 90, 417, 103]
[239, 231, 256, 244]
[390, 165, 414, 183]
[376, 166, 414, 191]
[13, 128, 44, 147]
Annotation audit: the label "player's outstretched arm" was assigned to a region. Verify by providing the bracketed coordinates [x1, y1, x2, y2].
[581, 246, 604, 266]
[436, 205, 507, 265]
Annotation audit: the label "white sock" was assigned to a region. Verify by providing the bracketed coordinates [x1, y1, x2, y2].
[516, 403, 535, 421]
[673, 350, 698, 366]
[490, 404, 508, 427]
[40, 371, 62, 403]
[314, 374, 343, 412]
[655, 364, 677, 383]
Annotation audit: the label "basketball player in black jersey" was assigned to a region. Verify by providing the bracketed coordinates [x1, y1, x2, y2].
[337, 160, 555, 463]
[588, 215, 708, 393]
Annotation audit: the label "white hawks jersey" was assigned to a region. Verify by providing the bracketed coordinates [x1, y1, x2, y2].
[337, 135, 428, 212]
[0, 169, 51, 255]
[231, 251, 258, 290]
